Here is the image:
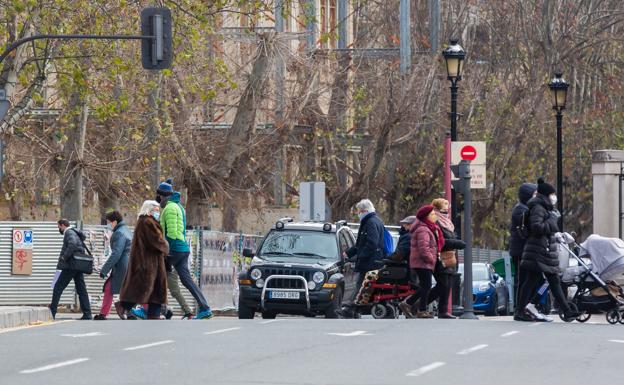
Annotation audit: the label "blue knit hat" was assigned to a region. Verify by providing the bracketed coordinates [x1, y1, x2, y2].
[156, 178, 174, 196]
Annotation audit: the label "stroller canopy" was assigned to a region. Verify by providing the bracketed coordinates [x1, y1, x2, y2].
[580, 234, 624, 281]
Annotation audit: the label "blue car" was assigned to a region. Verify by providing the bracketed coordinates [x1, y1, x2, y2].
[459, 263, 509, 316]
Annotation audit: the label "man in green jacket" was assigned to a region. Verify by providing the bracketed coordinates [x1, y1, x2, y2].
[157, 179, 213, 320]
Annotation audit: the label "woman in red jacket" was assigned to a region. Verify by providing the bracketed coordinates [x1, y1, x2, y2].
[399, 205, 445, 318]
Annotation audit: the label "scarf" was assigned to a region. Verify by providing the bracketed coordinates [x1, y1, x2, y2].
[435, 209, 455, 233]
[422, 218, 445, 252]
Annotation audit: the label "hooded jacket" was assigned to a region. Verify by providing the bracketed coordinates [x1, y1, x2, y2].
[57, 228, 87, 270]
[346, 212, 385, 272]
[160, 191, 190, 253]
[508, 183, 537, 258]
[520, 194, 561, 274]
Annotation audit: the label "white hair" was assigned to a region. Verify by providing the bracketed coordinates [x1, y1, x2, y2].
[138, 200, 160, 219]
[355, 199, 375, 213]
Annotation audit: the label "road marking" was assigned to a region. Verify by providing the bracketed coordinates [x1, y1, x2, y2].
[123, 340, 174, 351]
[406, 362, 446, 377]
[20, 358, 89, 374]
[327, 330, 372, 337]
[609, 340, 624, 344]
[457, 344, 488, 355]
[528, 322, 543, 327]
[204, 327, 241, 335]
[61, 332, 106, 338]
[501, 331, 519, 337]
[261, 320, 286, 324]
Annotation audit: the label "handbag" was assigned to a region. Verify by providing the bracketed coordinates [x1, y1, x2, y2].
[69, 229, 94, 275]
[440, 250, 457, 268]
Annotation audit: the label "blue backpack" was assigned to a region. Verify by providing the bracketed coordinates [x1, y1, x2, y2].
[383, 227, 395, 256]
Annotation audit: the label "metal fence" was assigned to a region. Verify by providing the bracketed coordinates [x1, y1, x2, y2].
[458, 248, 510, 264]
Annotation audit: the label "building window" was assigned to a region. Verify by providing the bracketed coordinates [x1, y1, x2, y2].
[320, 0, 337, 49]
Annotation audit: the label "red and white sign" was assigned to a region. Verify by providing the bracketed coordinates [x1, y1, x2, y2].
[460, 145, 477, 161]
[451, 141, 487, 189]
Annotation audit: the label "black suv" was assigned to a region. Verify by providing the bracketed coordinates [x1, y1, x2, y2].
[237, 219, 358, 319]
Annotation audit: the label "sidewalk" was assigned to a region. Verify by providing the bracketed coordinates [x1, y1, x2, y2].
[0, 306, 52, 329]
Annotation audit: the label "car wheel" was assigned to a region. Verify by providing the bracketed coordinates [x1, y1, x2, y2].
[237, 296, 255, 319]
[261, 311, 277, 319]
[485, 295, 498, 316]
[325, 286, 344, 319]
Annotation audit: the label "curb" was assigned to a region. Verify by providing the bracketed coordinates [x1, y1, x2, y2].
[0, 307, 53, 329]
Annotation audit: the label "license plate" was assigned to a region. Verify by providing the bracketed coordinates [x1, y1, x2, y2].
[269, 291, 300, 300]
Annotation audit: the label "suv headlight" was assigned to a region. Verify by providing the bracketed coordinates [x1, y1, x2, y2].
[256, 278, 265, 288]
[313, 271, 325, 284]
[250, 268, 262, 280]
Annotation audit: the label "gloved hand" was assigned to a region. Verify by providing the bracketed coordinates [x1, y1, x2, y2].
[99, 272, 106, 279]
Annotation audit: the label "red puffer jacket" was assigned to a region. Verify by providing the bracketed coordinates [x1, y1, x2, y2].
[409, 220, 438, 270]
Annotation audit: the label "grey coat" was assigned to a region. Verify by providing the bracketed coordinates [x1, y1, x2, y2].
[100, 221, 132, 294]
[57, 228, 87, 270]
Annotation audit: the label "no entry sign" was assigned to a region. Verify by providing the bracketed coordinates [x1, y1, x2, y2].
[460, 145, 477, 161]
[451, 141, 487, 189]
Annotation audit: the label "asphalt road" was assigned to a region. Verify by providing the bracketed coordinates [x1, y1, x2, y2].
[1, 316, 622, 385]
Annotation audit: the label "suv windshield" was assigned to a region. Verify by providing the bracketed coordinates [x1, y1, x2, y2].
[259, 230, 338, 261]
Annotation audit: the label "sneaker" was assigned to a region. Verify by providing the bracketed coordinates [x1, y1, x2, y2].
[194, 309, 213, 320]
[182, 313, 194, 320]
[525, 304, 552, 322]
[165, 309, 174, 320]
[438, 313, 456, 319]
[93, 314, 107, 321]
[130, 307, 147, 320]
[398, 301, 415, 319]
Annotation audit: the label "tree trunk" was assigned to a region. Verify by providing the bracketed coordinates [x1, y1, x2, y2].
[60, 97, 88, 221]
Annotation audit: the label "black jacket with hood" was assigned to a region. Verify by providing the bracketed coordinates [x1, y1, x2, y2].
[508, 183, 537, 258]
[57, 228, 87, 270]
[520, 194, 560, 274]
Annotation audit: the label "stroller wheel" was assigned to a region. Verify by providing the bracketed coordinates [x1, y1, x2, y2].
[576, 312, 591, 323]
[606, 309, 621, 325]
[371, 303, 388, 319]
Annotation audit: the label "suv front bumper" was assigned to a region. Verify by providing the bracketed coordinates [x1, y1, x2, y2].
[239, 285, 337, 314]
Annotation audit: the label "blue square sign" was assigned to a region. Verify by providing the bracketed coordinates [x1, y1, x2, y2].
[24, 230, 32, 244]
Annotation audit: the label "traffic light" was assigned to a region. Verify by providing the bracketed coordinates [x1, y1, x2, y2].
[450, 160, 471, 194]
[141, 7, 173, 70]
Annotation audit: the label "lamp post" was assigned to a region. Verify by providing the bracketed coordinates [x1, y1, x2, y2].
[443, 39, 466, 234]
[548, 72, 569, 231]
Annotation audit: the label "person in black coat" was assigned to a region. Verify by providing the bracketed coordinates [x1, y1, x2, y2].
[515, 178, 579, 321]
[508, 183, 537, 306]
[389, 215, 416, 263]
[49, 219, 92, 320]
[341, 199, 386, 318]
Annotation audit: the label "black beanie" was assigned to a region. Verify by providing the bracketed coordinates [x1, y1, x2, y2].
[537, 177, 556, 196]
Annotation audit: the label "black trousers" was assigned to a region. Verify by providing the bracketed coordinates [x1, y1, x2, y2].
[50, 269, 91, 317]
[406, 268, 433, 311]
[517, 269, 569, 313]
[428, 271, 452, 315]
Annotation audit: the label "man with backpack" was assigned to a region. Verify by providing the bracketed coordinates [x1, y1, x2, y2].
[340, 199, 388, 318]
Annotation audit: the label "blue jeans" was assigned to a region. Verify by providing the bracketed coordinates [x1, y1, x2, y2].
[167, 251, 210, 312]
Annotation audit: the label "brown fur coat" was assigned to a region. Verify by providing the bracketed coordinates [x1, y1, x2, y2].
[120, 215, 169, 305]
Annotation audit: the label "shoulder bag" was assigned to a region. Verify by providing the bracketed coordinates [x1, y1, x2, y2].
[69, 229, 94, 275]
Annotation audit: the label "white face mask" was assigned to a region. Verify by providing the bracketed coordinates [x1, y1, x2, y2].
[549, 194, 558, 206]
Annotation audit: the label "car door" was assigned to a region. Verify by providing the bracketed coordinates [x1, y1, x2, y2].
[339, 229, 358, 304]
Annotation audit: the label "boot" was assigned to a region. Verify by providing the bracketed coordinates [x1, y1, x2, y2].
[398, 301, 415, 318]
[416, 311, 434, 319]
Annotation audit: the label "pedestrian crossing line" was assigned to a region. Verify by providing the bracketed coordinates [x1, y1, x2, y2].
[327, 330, 373, 337]
[204, 327, 241, 335]
[123, 340, 174, 351]
[457, 344, 488, 355]
[20, 358, 90, 374]
[406, 362, 446, 377]
[501, 331, 519, 337]
[261, 320, 286, 324]
[609, 340, 624, 344]
[528, 322, 543, 327]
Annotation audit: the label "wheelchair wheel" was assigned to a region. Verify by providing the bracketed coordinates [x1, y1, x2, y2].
[384, 304, 397, 319]
[619, 311, 624, 324]
[371, 303, 387, 319]
[606, 309, 621, 325]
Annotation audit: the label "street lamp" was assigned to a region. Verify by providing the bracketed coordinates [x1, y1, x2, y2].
[548, 72, 569, 231]
[442, 38, 466, 233]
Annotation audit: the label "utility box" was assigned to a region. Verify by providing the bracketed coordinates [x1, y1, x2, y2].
[299, 182, 326, 222]
[592, 150, 624, 238]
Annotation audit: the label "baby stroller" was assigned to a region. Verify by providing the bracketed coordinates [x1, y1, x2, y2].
[355, 259, 417, 319]
[557, 233, 624, 324]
